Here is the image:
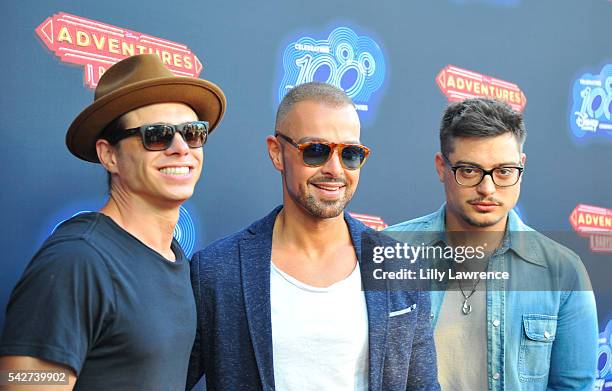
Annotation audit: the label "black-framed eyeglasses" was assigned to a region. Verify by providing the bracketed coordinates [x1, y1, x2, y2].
[104, 121, 209, 151]
[275, 131, 370, 170]
[442, 154, 524, 187]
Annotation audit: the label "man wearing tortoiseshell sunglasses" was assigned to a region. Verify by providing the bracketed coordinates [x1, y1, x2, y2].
[187, 82, 440, 391]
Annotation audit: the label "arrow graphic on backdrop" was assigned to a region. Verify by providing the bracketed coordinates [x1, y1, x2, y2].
[35, 12, 203, 88]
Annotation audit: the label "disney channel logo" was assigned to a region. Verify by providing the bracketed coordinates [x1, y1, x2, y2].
[278, 26, 386, 123]
[569, 63, 612, 141]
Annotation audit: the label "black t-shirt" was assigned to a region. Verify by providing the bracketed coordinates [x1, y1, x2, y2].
[0, 212, 196, 390]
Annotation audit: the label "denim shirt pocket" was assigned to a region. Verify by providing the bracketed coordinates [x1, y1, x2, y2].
[519, 314, 558, 382]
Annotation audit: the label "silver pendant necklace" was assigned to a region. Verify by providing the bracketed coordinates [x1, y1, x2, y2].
[458, 277, 481, 315]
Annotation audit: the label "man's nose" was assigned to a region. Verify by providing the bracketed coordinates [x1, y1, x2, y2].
[320, 147, 344, 176]
[476, 173, 496, 196]
[165, 132, 190, 155]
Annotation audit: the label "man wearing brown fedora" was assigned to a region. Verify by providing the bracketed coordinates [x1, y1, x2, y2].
[0, 54, 225, 390]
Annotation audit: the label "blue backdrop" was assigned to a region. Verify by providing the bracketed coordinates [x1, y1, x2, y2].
[2, 0, 611, 386]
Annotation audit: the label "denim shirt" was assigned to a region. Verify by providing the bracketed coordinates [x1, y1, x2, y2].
[386, 205, 598, 391]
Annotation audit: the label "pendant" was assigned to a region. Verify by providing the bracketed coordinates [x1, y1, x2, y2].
[462, 299, 472, 315]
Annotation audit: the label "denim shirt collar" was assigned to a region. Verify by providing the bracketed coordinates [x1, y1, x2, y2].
[424, 204, 547, 268]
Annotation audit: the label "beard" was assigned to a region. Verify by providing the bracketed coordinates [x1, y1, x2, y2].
[287, 176, 354, 219]
[458, 210, 506, 228]
[301, 193, 349, 218]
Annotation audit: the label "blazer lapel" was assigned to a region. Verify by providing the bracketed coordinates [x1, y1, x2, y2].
[346, 213, 388, 391]
[239, 208, 281, 390]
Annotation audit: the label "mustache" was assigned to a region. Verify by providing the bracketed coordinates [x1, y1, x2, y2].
[467, 198, 504, 206]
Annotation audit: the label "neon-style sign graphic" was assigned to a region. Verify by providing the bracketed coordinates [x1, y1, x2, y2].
[436, 65, 527, 112]
[278, 26, 386, 119]
[570, 204, 612, 236]
[569, 204, 612, 253]
[570, 64, 612, 140]
[349, 212, 388, 231]
[35, 12, 203, 88]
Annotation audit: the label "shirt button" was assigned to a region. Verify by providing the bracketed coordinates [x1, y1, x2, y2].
[430, 312, 434, 319]
[492, 319, 500, 327]
[544, 331, 551, 339]
[493, 372, 500, 380]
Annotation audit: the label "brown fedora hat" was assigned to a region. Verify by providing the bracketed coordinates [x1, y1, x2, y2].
[66, 54, 226, 162]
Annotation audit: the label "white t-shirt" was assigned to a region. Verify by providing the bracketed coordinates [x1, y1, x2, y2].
[270, 261, 369, 391]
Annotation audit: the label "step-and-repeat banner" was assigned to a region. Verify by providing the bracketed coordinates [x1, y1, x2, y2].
[2, 0, 610, 388]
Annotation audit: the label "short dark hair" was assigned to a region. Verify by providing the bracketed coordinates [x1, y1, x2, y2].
[275, 82, 354, 131]
[439, 98, 526, 157]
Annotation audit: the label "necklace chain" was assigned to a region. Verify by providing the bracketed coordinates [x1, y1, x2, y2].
[458, 277, 481, 315]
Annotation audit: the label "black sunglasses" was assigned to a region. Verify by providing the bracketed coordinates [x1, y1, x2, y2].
[104, 121, 209, 151]
[275, 131, 370, 170]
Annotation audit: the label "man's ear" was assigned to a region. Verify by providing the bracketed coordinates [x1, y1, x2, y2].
[266, 135, 284, 172]
[434, 152, 446, 182]
[520, 152, 526, 166]
[96, 139, 119, 174]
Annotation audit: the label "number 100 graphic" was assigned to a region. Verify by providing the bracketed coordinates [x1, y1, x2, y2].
[278, 26, 386, 119]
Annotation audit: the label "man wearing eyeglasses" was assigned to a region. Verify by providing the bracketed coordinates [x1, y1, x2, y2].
[0, 54, 225, 390]
[187, 82, 439, 391]
[387, 98, 598, 390]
